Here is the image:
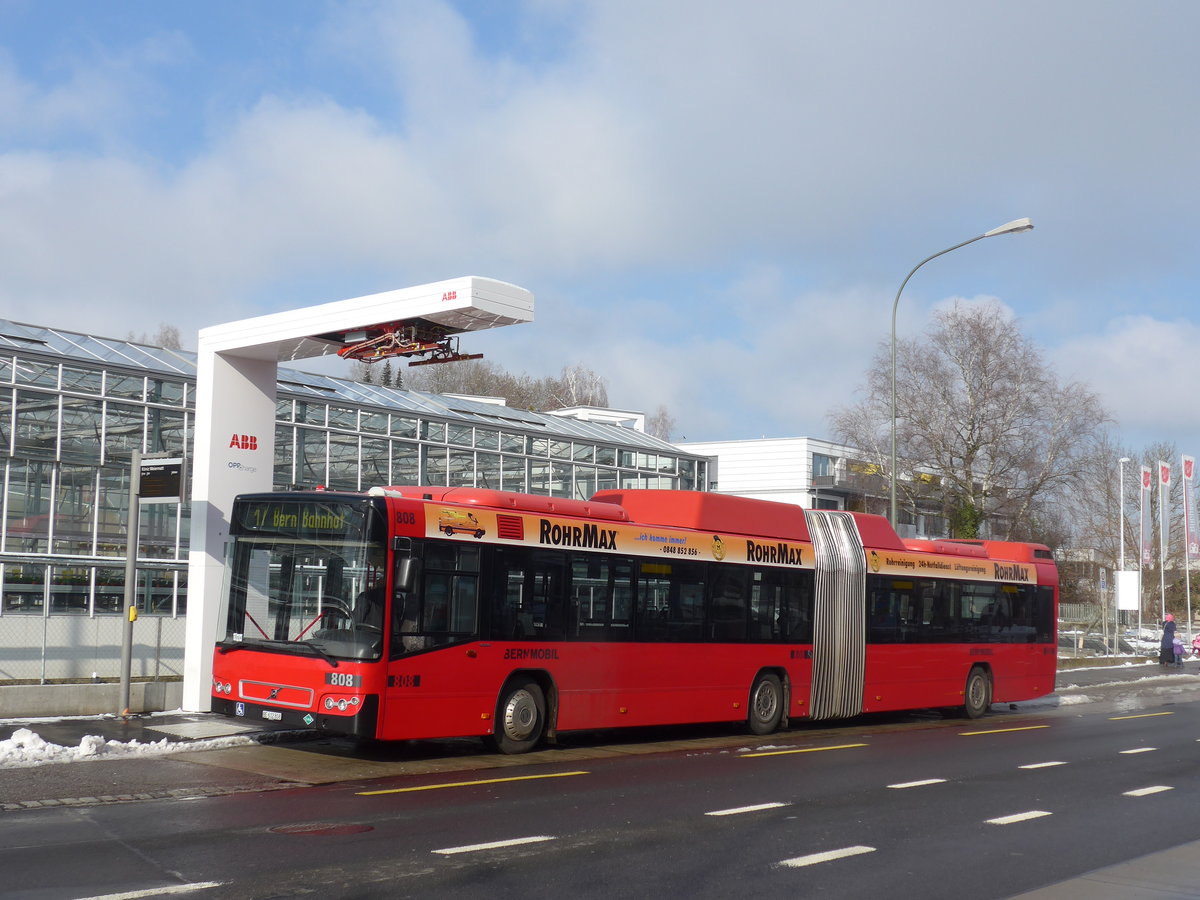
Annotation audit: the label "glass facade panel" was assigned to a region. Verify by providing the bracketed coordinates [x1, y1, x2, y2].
[295, 401, 326, 426]
[5, 460, 52, 553]
[477, 451, 500, 489]
[274, 425, 294, 488]
[328, 406, 357, 429]
[62, 366, 103, 394]
[59, 396, 102, 464]
[501, 432, 524, 453]
[16, 359, 58, 388]
[360, 411, 387, 434]
[147, 379, 185, 405]
[54, 466, 96, 556]
[295, 427, 327, 487]
[448, 449, 474, 487]
[140, 504, 180, 560]
[573, 465, 597, 500]
[475, 428, 499, 450]
[138, 567, 177, 615]
[393, 441, 419, 483]
[391, 416, 417, 438]
[572, 443, 594, 462]
[550, 440, 571, 460]
[596, 446, 616, 466]
[95, 467, 130, 556]
[146, 407, 185, 455]
[597, 467, 618, 491]
[448, 424, 473, 447]
[550, 461, 572, 497]
[14, 390, 59, 459]
[0, 389, 10, 455]
[529, 460, 550, 495]
[327, 432, 360, 490]
[50, 565, 90, 614]
[422, 445, 447, 485]
[502, 454, 526, 492]
[361, 437, 389, 486]
[105, 372, 144, 400]
[104, 401, 145, 461]
[422, 420, 445, 442]
[276, 398, 294, 422]
[4, 562, 46, 613]
[95, 566, 125, 614]
[0, 356, 12, 383]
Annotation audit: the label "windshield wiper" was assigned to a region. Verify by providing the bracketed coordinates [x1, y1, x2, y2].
[217, 638, 339, 667]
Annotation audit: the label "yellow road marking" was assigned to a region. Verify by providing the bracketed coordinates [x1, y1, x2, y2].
[959, 725, 1049, 736]
[357, 770, 589, 796]
[741, 742, 868, 758]
[1109, 712, 1174, 721]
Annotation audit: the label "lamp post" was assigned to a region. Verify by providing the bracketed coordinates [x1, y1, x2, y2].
[1116, 456, 1130, 654]
[889, 217, 1035, 527]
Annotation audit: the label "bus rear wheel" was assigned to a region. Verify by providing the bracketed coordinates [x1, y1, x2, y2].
[486, 681, 546, 754]
[962, 667, 992, 719]
[748, 673, 783, 735]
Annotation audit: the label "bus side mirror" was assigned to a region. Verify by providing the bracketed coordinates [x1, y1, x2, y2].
[394, 557, 415, 592]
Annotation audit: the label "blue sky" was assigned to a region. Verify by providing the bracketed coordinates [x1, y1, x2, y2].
[2, 1, 1200, 455]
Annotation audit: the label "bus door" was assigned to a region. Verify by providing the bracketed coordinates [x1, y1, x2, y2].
[804, 510, 866, 720]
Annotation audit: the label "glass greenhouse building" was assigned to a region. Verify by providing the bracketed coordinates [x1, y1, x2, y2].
[0, 319, 709, 685]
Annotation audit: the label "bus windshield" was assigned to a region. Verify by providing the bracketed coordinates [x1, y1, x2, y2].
[219, 496, 388, 661]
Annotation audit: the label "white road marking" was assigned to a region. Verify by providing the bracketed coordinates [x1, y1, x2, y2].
[1120, 747, 1157, 754]
[986, 810, 1052, 825]
[1019, 761, 1067, 769]
[706, 802, 788, 816]
[75, 884, 224, 900]
[1124, 786, 1173, 797]
[433, 835, 555, 855]
[779, 845, 876, 868]
[887, 778, 947, 789]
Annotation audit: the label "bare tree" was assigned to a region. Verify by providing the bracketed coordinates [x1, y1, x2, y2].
[646, 405, 676, 441]
[128, 324, 182, 350]
[830, 300, 1110, 540]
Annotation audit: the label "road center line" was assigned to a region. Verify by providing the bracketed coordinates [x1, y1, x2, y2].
[75, 884, 224, 900]
[960, 725, 1049, 736]
[1109, 712, 1174, 721]
[779, 845, 876, 868]
[1019, 761, 1067, 769]
[357, 771, 588, 796]
[1119, 747, 1157, 754]
[706, 802, 789, 816]
[433, 836, 555, 855]
[1124, 786, 1173, 797]
[986, 810, 1052, 825]
[887, 778, 947, 789]
[742, 743, 868, 758]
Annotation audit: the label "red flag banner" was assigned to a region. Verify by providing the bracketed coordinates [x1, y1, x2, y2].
[1185, 455, 1198, 560]
[1141, 465, 1153, 566]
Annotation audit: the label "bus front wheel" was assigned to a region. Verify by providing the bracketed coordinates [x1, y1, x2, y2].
[962, 668, 992, 719]
[487, 681, 546, 754]
[748, 673, 783, 735]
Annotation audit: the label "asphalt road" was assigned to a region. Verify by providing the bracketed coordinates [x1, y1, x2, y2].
[2, 661, 1199, 899]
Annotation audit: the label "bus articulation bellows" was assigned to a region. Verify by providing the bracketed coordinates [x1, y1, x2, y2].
[211, 486, 1057, 753]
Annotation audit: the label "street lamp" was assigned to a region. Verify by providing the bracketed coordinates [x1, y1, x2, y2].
[888, 217, 1034, 527]
[1116, 456, 1131, 654]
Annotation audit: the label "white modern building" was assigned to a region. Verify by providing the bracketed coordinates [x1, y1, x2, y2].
[676, 436, 948, 540]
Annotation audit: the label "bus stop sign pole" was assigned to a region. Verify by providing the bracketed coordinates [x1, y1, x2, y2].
[118, 449, 142, 717]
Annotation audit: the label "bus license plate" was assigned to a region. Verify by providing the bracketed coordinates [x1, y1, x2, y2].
[262, 710, 282, 721]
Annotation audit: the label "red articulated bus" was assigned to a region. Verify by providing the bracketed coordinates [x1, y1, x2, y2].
[211, 486, 1058, 753]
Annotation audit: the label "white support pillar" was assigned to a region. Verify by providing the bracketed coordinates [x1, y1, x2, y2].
[180, 277, 533, 711]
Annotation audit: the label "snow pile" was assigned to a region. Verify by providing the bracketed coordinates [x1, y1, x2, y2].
[0, 727, 254, 769]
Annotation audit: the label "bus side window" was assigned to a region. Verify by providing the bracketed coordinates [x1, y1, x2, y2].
[708, 566, 749, 641]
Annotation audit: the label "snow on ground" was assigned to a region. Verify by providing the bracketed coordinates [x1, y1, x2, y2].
[0, 721, 256, 769]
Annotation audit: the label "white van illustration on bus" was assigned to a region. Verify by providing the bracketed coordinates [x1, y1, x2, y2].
[438, 508, 485, 538]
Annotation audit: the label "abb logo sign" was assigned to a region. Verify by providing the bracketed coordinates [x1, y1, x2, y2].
[441, 291, 457, 302]
[229, 434, 258, 450]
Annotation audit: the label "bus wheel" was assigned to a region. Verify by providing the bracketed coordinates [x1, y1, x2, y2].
[748, 673, 783, 735]
[962, 668, 992, 719]
[488, 681, 546, 754]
